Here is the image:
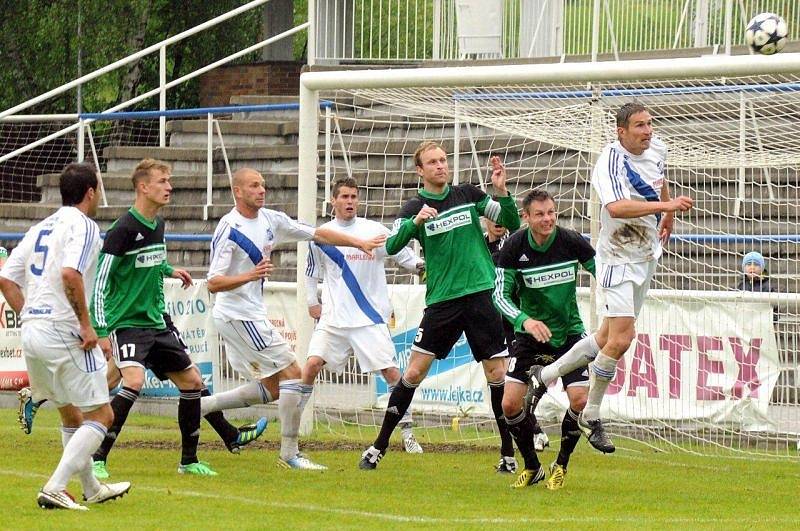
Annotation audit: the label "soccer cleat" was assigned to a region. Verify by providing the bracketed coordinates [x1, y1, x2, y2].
[402, 432, 424, 454]
[178, 461, 218, 476]
[510, 466, 545, 489]
[358, 446, 384, 470]
[524, 365, 548, 415]
[545, 462, 566, 490]
[84, 481, 131, 504]
[226, 417, 268, 454]
[495, 455, 518, 474]
[17, 387, 42, 435]
[577, 412, 615, 454]
[92, 460, 110, 480]
[278, 453, 328, 470]
[37, 490, 88, 511]
[533, 431, 550, 452]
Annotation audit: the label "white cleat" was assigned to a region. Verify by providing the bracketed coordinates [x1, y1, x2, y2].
[84, 481, 131, 504]
[278, 453, 328, 470]
[37, 490, 88, 511]
[403, 432, 424, 454]
[533, 431, 550, 452]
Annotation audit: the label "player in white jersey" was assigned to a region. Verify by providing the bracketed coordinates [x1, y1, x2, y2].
[302, 178, 425, 453]
[572, 102, 693, 452]
[0, 163, 130, 510]
[202, 168, 385, 470]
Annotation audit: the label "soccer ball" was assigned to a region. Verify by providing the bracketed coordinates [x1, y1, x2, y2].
[745, 13, 788, 55]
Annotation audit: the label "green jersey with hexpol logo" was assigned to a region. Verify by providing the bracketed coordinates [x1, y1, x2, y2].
[385, 184, 520, 306]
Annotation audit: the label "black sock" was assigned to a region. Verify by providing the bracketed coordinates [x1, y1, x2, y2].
[201, 388, 239, 444]
[531, 412, 544, 434]
[488, 381, 514, 457]
[93, 386, 139, 463]
[373, 378, 417, 452]
[556, 408, 582, 468]
[505, 409, 541, 471]
[178, 389, 202, 466]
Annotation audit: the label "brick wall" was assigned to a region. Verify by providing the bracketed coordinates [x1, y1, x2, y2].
[198, 61, 302, 107]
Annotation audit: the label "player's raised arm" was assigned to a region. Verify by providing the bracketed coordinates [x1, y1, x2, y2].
[313, 225, 386, 258]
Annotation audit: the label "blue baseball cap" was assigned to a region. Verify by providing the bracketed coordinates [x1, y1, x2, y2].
[742, 251, 765, 271]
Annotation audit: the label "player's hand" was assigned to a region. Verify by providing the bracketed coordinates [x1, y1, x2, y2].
[659, 212, 674, 245]
[308, 304, 322, 320]
[78, 323, 98, 351]
[413, 205, 438, 226]
[523, 318, 552, 343]
[489, 155, 508, 196]
[98, 337, 112, 360]
[356, 234, 387, 258]
[250, 258, 274, 281]
[172, 268, 194, 289]
[416, 260, 425, 274]
[667, 196, 693, 213]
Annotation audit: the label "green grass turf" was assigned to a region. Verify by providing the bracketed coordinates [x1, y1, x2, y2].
[1, 409, 799, 530]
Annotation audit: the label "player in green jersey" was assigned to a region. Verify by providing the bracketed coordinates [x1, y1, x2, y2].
[360, 141, 520, 471]
[90, 159, 265, 478]
[493, 189, 602, 489]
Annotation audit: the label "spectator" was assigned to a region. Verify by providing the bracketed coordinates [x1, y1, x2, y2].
[738, 251, 775, 293]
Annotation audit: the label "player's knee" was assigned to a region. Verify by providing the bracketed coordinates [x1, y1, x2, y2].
[303, 356, 324, 379]
[88, 404, 115, 428]
[606, 331, 635, 357]
[501, 395, 523, 418]
[121, 370, 145, 391]
[570, 393, 588, 412]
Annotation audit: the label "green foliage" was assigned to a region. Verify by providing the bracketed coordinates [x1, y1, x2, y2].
[1, 408, 798, 529]
[0, 0, 267, 113]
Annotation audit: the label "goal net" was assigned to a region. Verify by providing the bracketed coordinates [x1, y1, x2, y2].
[301, 57, 800, 458]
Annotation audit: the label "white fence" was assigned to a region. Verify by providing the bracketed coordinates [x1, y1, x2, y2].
[311, 0, 800, 63]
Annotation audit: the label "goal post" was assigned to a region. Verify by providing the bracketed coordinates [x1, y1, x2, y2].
[298, 53, 800, 456]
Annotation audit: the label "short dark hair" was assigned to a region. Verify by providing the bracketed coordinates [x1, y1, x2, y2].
[60, 162, 98, 206]
[332, 177, 359, 198]
[616, 102, 648, 128]
[522, 189, 554, 212]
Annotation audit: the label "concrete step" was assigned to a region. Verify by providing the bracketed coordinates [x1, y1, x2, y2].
[103, 145, 301, 174]
[229, 95, 300, 120]
[167, 120, 296, 148]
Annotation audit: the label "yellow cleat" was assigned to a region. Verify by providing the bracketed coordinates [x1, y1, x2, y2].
[510, 466, 545, 489]
[545, 462, 566, 490]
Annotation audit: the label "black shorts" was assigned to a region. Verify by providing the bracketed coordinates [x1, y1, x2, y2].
[506, 333, 589, 388]
[413, 290, 507, 361]
[110, 324, 192, 381]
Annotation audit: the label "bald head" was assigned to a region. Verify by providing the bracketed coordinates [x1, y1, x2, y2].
[232, 167, 262, 188]
[232, 167, 266, 218]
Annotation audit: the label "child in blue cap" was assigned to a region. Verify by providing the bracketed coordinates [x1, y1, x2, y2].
[738, 251, 773, 292]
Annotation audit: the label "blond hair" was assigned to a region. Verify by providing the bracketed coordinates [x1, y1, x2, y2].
[132, 158, 171, 188]
[413, 141, 445, 167]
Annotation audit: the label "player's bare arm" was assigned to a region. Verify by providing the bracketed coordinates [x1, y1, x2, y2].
[170, 267, 194, 289]
[62, 267, 98, 350]
[0, 277, 24, 315]
[313, 225, 387, 257]
[207, 258, 274, 293]
[658, 183, 676, 244]
[489, 155, 509, 196]
[605, 195, 693, 219]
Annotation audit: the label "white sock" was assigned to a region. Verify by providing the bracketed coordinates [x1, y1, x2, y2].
[278, 379, 303, 461]
[61, 426, 102, 499]
[582, 352, 618, 422]
[44, 421, 106, 493]
[540, 334, 601, 384]
[201, 382, 272, 415]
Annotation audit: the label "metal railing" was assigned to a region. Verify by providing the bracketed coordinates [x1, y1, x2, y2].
[310, 0, 800, 63]
[0, 0, 308, 163]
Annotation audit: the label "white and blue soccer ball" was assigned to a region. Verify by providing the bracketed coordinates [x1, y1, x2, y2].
[745, 13, 788, 55]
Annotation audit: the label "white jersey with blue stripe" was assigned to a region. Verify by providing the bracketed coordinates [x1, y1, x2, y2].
[307, 217, 419, 328]
[208, 207, 315, 321]
[0, 206, 100, 325]
[592, 137, 667, 265]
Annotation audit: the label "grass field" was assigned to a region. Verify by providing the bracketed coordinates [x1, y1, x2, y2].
[1, 408, 798, 530]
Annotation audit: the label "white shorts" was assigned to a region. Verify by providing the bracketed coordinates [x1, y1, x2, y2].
[307, 323, 397, 374]
[21, 320, 109, 412]
[597, 260, 657, 318]
[214, 317, 296, 379]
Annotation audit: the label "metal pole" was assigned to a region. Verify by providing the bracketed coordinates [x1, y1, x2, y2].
[591, 0, 601, 62]
[297, 81, 320, 435]
[160, 46, 167, 147]
[206, 112, 213, 220]
[724, 0, 733, 55]
[324, 106, 332, 216]
[308, 0, 317, 66]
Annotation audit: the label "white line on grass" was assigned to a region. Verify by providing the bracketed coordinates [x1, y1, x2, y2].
[1, 468, 798, 525]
